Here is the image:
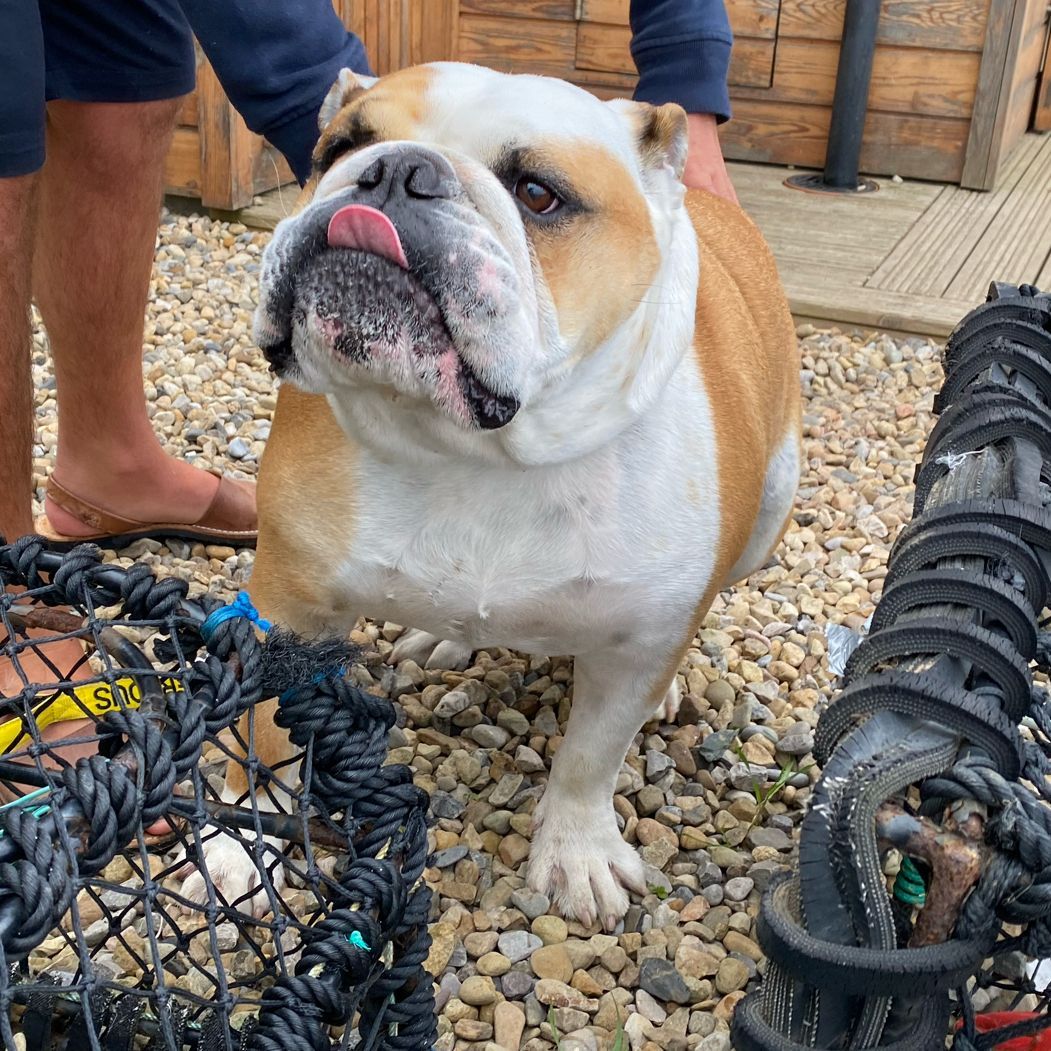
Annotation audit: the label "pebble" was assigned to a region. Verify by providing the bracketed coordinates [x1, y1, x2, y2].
[638, 958, 693, 1005]
[511, 888, 551, 919]
[498, 931, 543, 963]
[724, 877, 755, 902]
[532, 915, 568, 944]
[494, 1001, 526, 1049]
[715, 957, 751, 994]
[530, 944, 573, 983]
[459, 975, 498, 1006]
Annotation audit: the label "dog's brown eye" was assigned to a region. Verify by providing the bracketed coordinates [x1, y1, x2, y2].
[515, 177, 560, 215]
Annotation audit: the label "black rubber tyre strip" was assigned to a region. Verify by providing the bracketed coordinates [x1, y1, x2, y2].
[844, 616, 1032, 721]
[891, 498, 1051, 567]
[934, 340, 1051, 414]
[914, 406, 1051, 512]
[923, 390, 1051, 453]
[944, 308, 1051, 370]
[813, 670, 1021, 778]
[917, 395, 1051, 489]
[884, 520, 1048, 612]
[731, 989, 949, 1051]
[927, 387, 1051, 448]
[756, 875, 995, 1000]
[871, 567, 1038, 658]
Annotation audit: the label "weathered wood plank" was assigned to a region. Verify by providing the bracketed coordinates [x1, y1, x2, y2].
[461, 0, 575, 19]
[177, 92, 198, 127]
[412, 0, 458, 64]
[733, 162, 938, 276]
[163, 127, 203, 198]
[721, 99, 969, 182]
[197, 60, 260, 210]
[778, 0, 990, 52]
[1034, 23, 1051, 132]
[731, 38, 980, 119]
[580, 0, 779, 38]
[1000, 11, 1049, 147]
[785, 278, 975, 337]
[458, 13, 577, 76]
[575, 22, 774, 89]
[961, 0, 1027, 190]
[866, 133, 1041, 295]
[947, 134, 1051, 301]
[252, 144, 295, 197]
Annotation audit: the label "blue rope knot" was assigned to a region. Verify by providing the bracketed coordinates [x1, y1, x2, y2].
[200, 591, 272, 643]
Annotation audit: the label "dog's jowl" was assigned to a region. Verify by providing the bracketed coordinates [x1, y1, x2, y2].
[180, 61, 800, 930]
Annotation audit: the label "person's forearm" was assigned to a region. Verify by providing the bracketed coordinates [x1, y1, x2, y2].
[176, 0, 371, 183]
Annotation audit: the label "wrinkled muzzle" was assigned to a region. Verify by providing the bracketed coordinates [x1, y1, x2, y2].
[254, 144, 522, 431]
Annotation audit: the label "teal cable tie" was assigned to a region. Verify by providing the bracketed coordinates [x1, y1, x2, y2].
[347, 930, 371, 951]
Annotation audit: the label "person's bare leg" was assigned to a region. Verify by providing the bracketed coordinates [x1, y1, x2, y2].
[0, 170, 97, 782]
[34, 99, 247, 536]
[0, 173, 38, 544]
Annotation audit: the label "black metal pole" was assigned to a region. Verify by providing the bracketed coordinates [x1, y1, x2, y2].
[824, 0, 881, 188]
[785, 0, 881, 195]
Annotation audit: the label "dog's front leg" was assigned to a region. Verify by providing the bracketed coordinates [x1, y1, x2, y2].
[527, 648, 677, 931]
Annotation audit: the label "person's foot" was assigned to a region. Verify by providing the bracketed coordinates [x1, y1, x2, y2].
[0, 604, 101, 801]
[44, 453, 238, 539]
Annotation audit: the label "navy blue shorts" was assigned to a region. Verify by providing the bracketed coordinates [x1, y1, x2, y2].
[1, 0, 197, 177]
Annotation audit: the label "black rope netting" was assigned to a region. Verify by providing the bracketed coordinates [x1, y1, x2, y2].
[735, 282, 1051, 1050]
[0, 536, 434, 1051]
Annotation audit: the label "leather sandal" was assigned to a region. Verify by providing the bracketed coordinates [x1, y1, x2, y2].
[35, 471, 257, 550]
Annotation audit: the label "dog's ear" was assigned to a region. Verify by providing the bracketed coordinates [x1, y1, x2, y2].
[318, 68, 378, 131]
[607, 99, 689, 182]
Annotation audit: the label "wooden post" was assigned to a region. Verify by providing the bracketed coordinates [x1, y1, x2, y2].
[1033, 17, 1051, 132]
[196, 59, 259, 210]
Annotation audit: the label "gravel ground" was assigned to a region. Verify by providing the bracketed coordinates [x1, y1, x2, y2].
[27, 209, 945, 1051]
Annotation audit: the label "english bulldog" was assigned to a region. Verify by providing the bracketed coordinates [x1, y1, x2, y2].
[181, 61, 800, 929]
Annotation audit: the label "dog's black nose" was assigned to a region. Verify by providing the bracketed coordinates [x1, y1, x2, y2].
[355, 147, 458, 205]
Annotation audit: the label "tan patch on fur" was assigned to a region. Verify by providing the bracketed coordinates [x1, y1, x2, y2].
[649, 190, 800, 704]
[527, 142, 660, 353]
[314, 65, 436, 171]
[227, 384, 360, 793]
[250, 384, 359, 623]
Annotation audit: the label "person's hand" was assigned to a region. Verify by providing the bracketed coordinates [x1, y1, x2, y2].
[682, 112, 738, 203]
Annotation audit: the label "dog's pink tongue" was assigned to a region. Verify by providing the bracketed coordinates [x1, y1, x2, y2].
[327, 204, 408, 268]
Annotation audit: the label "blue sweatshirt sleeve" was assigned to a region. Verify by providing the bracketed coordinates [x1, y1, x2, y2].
[176, 0, 372, 184]
[629, 0, 733, 123]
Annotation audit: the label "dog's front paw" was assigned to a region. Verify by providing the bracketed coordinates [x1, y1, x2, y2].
[528, 798, 647, 930]
[389, 628, 472, 671]
[175, 832, 286, 919]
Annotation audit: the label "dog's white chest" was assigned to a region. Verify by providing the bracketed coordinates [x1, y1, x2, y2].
[334, 432, 718, 654]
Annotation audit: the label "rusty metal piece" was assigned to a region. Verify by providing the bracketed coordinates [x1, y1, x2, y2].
[875, 802, 984, 946]
[5, 603, 88, 637]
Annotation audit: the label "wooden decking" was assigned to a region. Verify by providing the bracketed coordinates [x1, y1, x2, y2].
[233, 131, 1051, 339]
[734, 131, 1051, 337]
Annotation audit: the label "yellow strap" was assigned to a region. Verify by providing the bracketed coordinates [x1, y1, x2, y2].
[0, 675, 182, 755]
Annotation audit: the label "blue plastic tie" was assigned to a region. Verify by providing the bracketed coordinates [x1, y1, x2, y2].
[200, 591, 272, 643]
[347, 930, 371, 951]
